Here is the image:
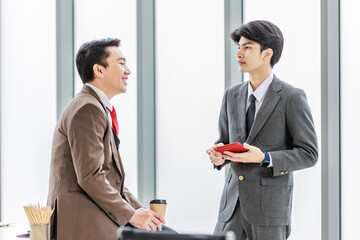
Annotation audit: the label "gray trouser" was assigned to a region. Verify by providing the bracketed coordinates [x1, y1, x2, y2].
[214, 200, 290, 240]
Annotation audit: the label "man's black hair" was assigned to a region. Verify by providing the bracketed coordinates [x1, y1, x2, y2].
[75, 38, 121, 84]
[231, 20, 284, 67]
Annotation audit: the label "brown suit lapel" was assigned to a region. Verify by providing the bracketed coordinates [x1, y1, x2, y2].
[81, 85, 125, 179]
[109, 129, 126, 193]
[109, 127, 125, 178]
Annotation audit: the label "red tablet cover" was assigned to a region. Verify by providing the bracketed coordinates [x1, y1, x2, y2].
[214, 142, 249, 155]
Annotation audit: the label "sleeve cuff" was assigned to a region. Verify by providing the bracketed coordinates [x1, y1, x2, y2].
[268, 152, 273, 168]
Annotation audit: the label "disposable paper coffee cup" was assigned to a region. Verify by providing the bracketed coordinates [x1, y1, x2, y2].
[150, 199, 167, 218]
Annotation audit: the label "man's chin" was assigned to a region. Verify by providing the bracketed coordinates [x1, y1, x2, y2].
[120, 88, 127, 93]
[238, 65, 245, 70]
[114, 89, 127, 96]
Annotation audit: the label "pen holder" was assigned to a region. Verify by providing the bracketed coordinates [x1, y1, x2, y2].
[30, 223, 49, 240]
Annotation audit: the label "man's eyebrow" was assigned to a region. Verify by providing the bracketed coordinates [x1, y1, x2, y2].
[238, 42, 254, 46]
[118, 57, 126, 61]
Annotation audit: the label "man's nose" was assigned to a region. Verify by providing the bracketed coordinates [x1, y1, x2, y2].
[125, 66, 131, 75]
[237, 49, 243, 58]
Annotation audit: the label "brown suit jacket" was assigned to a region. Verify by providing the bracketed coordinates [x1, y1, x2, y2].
[47, 85, 143, 240]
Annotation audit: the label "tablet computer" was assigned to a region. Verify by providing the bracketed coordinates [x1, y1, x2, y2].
[213, 142, 249, 155]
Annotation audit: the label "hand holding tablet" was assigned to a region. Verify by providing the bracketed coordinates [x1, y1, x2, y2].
[213, 142, 249, 155]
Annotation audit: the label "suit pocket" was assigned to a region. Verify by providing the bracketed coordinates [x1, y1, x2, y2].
[219, 172, 232, 212]
[260, 176, 293, 218]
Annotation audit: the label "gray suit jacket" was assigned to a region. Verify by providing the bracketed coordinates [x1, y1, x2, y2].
[216, 76, 318, 226]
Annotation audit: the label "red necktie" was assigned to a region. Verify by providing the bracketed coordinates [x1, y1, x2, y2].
[107, 106, 119, 136]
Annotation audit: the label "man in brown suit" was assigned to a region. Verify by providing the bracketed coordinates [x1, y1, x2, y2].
[47, 38, 165, 240]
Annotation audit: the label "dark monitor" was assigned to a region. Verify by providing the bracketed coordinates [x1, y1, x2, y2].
[117, 227, 236, 240]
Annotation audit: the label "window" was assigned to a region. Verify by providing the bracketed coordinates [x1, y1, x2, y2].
[155, 0, 225, 233]
[0, 0, 56, 222]
[340, 0, 360, 238]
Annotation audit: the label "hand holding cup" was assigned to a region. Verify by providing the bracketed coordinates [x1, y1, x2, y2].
[149, 199, 167, 218]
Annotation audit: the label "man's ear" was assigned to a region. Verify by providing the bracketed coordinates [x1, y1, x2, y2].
[265, 48, 273, 58]
[93, 64, 105, 78]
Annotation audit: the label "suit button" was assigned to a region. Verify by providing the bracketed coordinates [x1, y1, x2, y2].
[238, 176, 244, 181]
[280, 171, 284, 175]
[116, 180, 121, 186]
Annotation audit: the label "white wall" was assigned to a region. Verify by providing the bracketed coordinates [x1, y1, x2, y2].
[341, 0, 360, 239]
[0, 0, 56, 223]
[243, 0, 321, 239]
[74, 0, 138, 196]
[155, 0, 225, 234]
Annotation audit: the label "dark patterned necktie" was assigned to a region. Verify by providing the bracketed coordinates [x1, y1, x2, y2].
[246, 94, 256, 137]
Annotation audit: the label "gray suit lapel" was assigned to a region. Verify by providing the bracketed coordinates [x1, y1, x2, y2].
[247, 77, 282, 144]
[234, 83, 248, 143]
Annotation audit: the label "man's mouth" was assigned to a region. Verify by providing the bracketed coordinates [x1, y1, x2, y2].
[122, 78, 128, 85]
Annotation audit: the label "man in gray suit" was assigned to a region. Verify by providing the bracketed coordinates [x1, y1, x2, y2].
[206, 20, 318, 240]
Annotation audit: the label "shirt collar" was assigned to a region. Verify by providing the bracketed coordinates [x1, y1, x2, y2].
[247, 73, 274, 102]
[85, 83, 113, 110]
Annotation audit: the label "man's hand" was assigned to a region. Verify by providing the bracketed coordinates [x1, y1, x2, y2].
[222, 143, 265, 163]
[206, 143, 225, 166]
[129, 208, 165, 232]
